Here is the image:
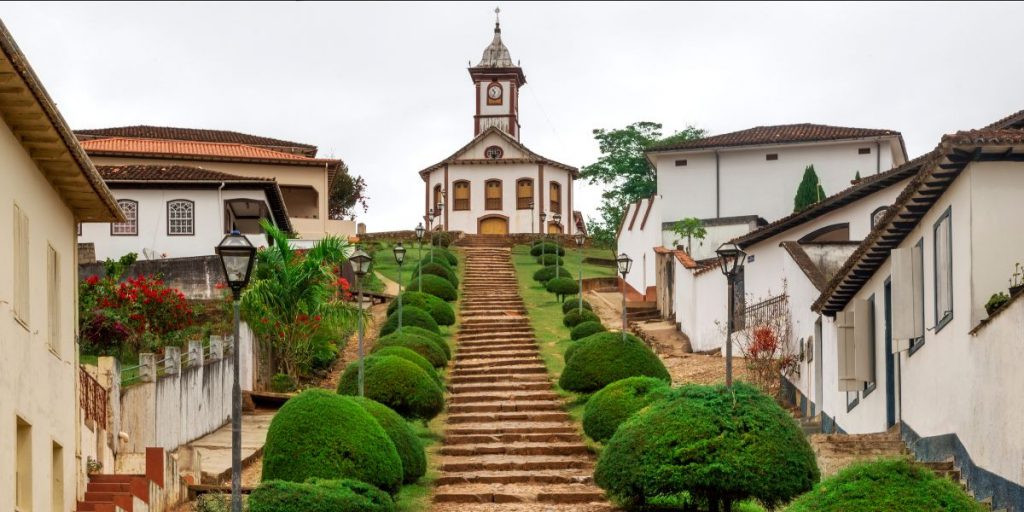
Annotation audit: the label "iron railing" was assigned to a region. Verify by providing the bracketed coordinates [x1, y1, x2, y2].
[741, 294, 789, 328]
[79, 366, 108, 426]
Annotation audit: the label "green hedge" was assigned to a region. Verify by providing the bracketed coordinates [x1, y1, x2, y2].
[375, 330, 448, 368]
[558, 332, 670, 393]
[582, 376, 671, 443]
[537, 254, 565, 266]
[785, 458, 984, 512]
[563, 308, 601, 328]
[371, 346, 442, 387]
[562, 299, 592, 314]
[249, 478, 394, 512]
[564, 339, 582, 364]
[379, 306, 439, 337]
[546, 277, 579, 302]
[570, 321, 607, 341]
[417, 253, 452, 270]
[338, 355, 445, 421]
[270, 373, 296, 393]
[396, 326, 451, 359]
[530, 242, 565, 256]
[595, 383, 818, 509]
[425, 245, 457, 266]
[409, 274, 458, 302]
[533, 265, 572, 283]
[414, 262, 459, 288]
[261, 390, 403, 494]
[430, 232, 454, 249]
[349, 397, 426, 484]
[387, 291, 455, 326]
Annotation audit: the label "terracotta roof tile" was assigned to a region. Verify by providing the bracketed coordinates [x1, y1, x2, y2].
[97, 164, 273, 182]
[81, 137, 314, 161]
[75, 125, 316, 154]
[649, 123, 901, 152]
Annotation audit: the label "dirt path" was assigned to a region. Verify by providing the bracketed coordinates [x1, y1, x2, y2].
[431, 244, 612, 511]
[320, 301, 389, 390]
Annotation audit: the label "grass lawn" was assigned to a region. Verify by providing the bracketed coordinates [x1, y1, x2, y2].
[371, 241, 449, 288]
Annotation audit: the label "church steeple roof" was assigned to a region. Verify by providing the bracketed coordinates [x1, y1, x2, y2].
[476, 8, 516, 68]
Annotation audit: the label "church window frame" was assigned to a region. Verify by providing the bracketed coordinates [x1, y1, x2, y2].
[485, 179, 503, 211]
[485, 145, 504, 159]
[549, 181, 562, 214]
[516, 178, 534, 210]
[452, 180, 471, 211]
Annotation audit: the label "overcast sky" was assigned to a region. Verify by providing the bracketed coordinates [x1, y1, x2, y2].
[4, 2, 1023, 230]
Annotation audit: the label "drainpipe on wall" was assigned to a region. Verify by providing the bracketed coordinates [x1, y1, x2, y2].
[715, 150, 721, 218]
[218, 182, 226, 232]
[876, 140, 881, 173]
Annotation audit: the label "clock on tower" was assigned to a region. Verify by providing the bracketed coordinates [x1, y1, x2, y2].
[469, 14, 526, 139]
[487, 82, 503, 105]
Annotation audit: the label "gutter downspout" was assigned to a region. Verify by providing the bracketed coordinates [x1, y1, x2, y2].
[876, 140, 881, 174]
[218, 181, 226, 232]
[715, 150, 721, 218]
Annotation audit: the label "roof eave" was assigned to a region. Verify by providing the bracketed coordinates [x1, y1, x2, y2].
[647, 134, 904, 157]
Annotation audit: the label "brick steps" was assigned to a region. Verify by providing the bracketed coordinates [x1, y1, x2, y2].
[76, 474, 146, 512]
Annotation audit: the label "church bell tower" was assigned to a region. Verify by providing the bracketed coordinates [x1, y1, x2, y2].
[469, 8, 526, 139]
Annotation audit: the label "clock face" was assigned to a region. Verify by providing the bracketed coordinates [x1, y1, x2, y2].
[487, 83, 503, 104]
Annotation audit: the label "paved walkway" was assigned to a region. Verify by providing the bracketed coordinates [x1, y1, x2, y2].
[185, 411, 275, 484]
[432, 244, 611, 511]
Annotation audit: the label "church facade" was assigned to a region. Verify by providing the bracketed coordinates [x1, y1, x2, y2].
[419, 19, 578, 235]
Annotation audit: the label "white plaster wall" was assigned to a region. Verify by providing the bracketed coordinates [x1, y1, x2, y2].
[655, 138, 901, 225]
[782, 254, 824, 406]
[0, 123, 79, 511]
[617, 198, 661, 293]
[968, 162, 1024, 326]
[667, 223, 758, 261]
[81, 188, 272, 261]
[681, 269, 727, 352]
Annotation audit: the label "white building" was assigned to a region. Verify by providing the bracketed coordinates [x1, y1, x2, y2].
[813, 121, 1024, 509]
[0, 21, 123, 511]
[418, 19, 578, 235]
[80, 164, 292, 261]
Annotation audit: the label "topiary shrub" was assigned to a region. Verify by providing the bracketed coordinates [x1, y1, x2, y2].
[371, 346, 442, 387]
[537, 254, 565, 266]
[261, 390, 403, 493]
[375, 330, 448, 368]
[249, 478, 395, 512]
[349, 397, 427, 484]
[595, 383, 819, 510]
[563, 308, 601, 328]
[564, 339, 582, 364]
[430, 232, 453, 248]
[582, 376, 671, 443]
[562, 299, 592, 314]
[387, 291, 455, 327]
[547, 277, 580, 302]
[785, 458, 984, 512]
[533, 265, 572, 283]
[396, 326, 451, 359]
[559, 332, 670, 393]
[379, 305, 440, 337]
[338, 355, 445, 421]
[270, 373, 296, 393]
[414, 262, 459, 288]
[571, 320, 607, 341]
[411, 274, 458, 302]
[530, 242, 565, 256]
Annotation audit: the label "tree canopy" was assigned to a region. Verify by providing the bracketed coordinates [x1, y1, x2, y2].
[328, 166, 369, 220]
[793, 164, 826, 212]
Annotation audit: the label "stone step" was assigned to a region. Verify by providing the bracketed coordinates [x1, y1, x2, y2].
[456, 350, 538, 359]
[439, 455, 594, 473]
[433, 484, 605, 504]
[454, 358, 542, 369]
[445, 411, 571, 424]
[440, 442, 590, 457]
[458, 331, 536, 341]
[451, 365, 548, 377]
[448, 381, 553, 393]
[445, 422, 577, 436]
[449, 391, 559, 404]
[448, 401, 564, 415]
[435, 470, 593, 486]
[445, 432, 582, 445]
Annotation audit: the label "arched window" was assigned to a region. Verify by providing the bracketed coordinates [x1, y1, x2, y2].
[485, 180, 503, 210]
[797, 223, 850, 244]
[484, 145, 504, 159]
[111, 199, 138, 236]
[433, 184, 443, 213]
[167, 199, 195, 235]
[516, 178, 534, 209]
[871, 206, 889, 228]
[452, 181, 470, 211]
[549, 182, 562, 213]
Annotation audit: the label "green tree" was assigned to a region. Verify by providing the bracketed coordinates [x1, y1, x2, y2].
[793, 164, 826, 212]
[581, 122, 705, 247]
[328, 165, 369, 220]
[241, 219, 363, 380]
[670, 217, 707, 254]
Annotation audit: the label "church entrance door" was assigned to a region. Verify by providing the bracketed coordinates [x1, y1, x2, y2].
[479, 216, 509, 235]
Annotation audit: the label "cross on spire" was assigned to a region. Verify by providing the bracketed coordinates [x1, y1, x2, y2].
[495, 6, 501, 26]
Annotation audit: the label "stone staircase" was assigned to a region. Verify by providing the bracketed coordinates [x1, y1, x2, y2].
[77, 474, 147, 512]
[432, 245, 612, 511]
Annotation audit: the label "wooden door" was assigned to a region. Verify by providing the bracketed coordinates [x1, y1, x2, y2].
[479, 217, 508, 235]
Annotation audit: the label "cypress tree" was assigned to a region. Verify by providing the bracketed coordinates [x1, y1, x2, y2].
[794, 165, 826, 212]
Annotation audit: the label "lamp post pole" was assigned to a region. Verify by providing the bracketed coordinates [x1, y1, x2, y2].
[553, 213, 562, 275]
[349, 247, 372, 397]
[394, 242, 406, 330]
[529, 200, 535, 233]
[416, 223, 425, 292]
[575, 232, 586, 313]
[716, 242, 746, 390]
[726, 276, 734, 388]
[616, 253, 633, 343]
[540, 211, 547, 264]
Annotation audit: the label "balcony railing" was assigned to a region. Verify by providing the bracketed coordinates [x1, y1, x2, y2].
[453, 199, 470, 211]
[517, 197, 532, 209]
[741, 294, 789, 329]
[550, 201, 562, 214]
[485, 198, 502, 210]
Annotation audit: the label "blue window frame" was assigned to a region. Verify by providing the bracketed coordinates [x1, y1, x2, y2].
[909, 238, 926, 356]
[933, 207, 953, 333]
[863, 294, 876, 398]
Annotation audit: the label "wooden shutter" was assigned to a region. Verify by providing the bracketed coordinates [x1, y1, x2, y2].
[853, 298, 874, 383]
[836, 310, 860, 391]
[891, 247, 915, 352]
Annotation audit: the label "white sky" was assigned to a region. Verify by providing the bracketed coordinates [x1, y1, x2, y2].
[4, 2, 1023, 231]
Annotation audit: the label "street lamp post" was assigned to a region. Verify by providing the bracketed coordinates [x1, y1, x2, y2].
[215, 230, 257, 512]
[393, 242, 406, 330]
[529, 200, 535, 233]
[433, 202, 444, 263]
[552, 213, 562, 274]
[616, 253, 633, 343]
[575, 232, 586, 313]
[716, 242, 747, 389]
[415, 223, 425, 292]
[539, 211, 547, 264]
[349, 247, 373, 396]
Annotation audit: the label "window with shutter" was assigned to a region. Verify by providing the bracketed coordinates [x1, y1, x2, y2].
[13, 203, 29, 326]
[549, 182, 561, 213]
[933, 208, 953, 332]
[516, 179, 533, 209]
[485, 180, 502, 210]
[854, 297, 875, 393]
[47, 245, 60, 357]
[836, 310, 860, 392]
[452, 181, 470, 211]
[891, 240, 924, 352]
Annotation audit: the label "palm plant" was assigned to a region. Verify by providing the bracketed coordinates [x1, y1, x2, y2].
[241, 219, 364, 381]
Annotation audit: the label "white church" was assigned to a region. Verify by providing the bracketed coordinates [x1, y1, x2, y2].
[419, 16, 579, 236]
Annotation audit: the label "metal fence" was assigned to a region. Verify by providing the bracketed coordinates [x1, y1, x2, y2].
[79, 366, 108, 426]
[741, 294, 789, 328]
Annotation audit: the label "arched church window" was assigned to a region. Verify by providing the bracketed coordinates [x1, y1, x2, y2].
[485, 180, 503, 210]
[516, 179, 533, 209]
[453, 181, 470, 211]
[485, 146, 504, 159]
[871, 206, 889, 228]
[549, 182, 562, 213]
[433, 184, 443, 213]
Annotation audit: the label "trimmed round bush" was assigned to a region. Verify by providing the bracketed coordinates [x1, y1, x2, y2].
[564, 339, 582, 364]
[261, 390, 403, 493]
[338, 355, 445, 421]
[537, 254, 565, 266]
[570, 320, 607, 341]
[379, 305, 439, 337]
[414, 262, 458, 287]
[375, 330, 448, 367]
[785, 458, 984, 512]
[595, 383, 818, 509]
[530, 242, 565, 256]
[249, 478, 395, 512]
[349, 397, 427, 484]
[546, 277, 580, 302]
[430, 232, 453, 248]
[583, 377, 671, 443]
[434, 246, 459, 266]
[371, 346, 442, 387]
[562, 299, 592, 314]
[559, 332, 670, 393]
[533, 265, 572, 283]
[396, 326, 451, 359]
[417, 253, 453, 270]
[412, 274, 458, 302]
[387, 291, 455, 326]
[563, 308, 601, 328]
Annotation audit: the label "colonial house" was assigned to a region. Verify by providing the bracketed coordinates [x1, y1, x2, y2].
[74, 125, 355, 241]
[79, 164, 293, 260]
[418, 18, 578, 236]
[812, 124, 1024, 509]
[0, 20, 123, 512]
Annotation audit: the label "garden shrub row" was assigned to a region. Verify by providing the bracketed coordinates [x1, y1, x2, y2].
[338, 355, 445, 421]
[379, 305, 439, 337]
[570, 320, 606, 341]
[413, 262, 459, 288]
[249, 478, 395, 512]
[530, 242, 565, 256]
[408, 274, 458, 302]
[563, 308, 600, 328]
[582, 376, 670, 443]
[562, 299, 592, 314]
[533, 265, 572, 283]
[387, 291, 455, 326]
[559, 332, 670, 393]
[537, 253, 564, 266]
